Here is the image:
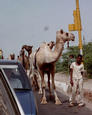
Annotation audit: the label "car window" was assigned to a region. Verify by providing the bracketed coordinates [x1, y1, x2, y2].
[0, 71, 22, 115]
[2, 64, 31, 90]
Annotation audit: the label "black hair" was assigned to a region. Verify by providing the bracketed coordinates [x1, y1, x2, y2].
[69, 54, 74, 58]
[77, 54, 83, 59]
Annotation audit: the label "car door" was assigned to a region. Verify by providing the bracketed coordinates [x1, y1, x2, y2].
[0, 69, 25, 115]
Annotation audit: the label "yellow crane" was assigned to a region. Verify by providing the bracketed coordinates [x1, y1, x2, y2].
[68, 0, 83, 55]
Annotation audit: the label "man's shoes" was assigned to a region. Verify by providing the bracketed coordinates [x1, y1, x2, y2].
[78, 102, 85, 107]
[69, 102, 74, 107]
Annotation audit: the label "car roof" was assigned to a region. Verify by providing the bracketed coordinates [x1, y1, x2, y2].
[0, 59, 20, 65]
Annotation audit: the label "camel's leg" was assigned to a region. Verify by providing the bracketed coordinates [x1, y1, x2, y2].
[34, 74, 39, 90]
[28, 68, 32, 77]
[36, 71, 42, 94]
[31, 76, 37, 91]
[51, 71, 62, 105]
[47, 72, 52, 98]
[39, 70, 47, 104]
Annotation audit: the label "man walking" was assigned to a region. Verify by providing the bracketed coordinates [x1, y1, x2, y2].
[69, 54, 85, 107]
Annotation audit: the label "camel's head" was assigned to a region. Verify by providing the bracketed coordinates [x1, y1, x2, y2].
[56, 29, 75, 43]
[22, 45, 33, 55]
[47, 41, 55, 49]
[20, 48, 25, 56]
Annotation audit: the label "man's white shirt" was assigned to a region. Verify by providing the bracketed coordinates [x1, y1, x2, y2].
[70, 62, 84, 79]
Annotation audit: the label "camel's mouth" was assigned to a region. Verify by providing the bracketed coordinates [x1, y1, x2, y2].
[71, 36, 75, 41]
[69, 33, 75, 41]
[72, 38, 75, 41]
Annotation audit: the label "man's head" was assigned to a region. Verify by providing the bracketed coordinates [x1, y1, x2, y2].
[76, 54, 83, 64]
[69, 54, 74, 59]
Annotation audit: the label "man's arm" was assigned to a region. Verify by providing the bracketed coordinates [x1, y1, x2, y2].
[81, 64, 84, 76]
[70, 68, 73, 86]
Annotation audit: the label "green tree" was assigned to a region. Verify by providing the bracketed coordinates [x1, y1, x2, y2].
[83, 42, 92, 78]
[56, 46, 79, 73]
[56, 42, 92, 78]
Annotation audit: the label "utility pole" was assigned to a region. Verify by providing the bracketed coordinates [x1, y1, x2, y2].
[68, 0, 83, 55]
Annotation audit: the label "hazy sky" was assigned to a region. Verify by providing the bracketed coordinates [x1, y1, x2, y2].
[0, 0, 92, 58]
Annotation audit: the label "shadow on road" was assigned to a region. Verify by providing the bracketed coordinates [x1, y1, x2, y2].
[34, 89, 92, 115]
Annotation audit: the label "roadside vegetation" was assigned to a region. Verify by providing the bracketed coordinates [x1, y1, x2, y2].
[56, 42, 92, 78]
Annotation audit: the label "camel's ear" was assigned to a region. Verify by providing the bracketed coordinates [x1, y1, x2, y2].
[66, 32, 69, 36]
[52, 41, 54, 44]
[52, 41, 55, 45]
[47, 43, 49, 46]
[50, 41, 54, 44]
[60, 29, 63, 34]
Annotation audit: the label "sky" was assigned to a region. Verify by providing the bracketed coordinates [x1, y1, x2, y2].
[0, 0, 92, 58]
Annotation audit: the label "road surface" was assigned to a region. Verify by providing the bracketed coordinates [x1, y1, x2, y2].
[34, 89, 92, 115]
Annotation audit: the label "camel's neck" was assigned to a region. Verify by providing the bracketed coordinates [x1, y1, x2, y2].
[53, 40, 64, 62]
[36, 38, 65, 64]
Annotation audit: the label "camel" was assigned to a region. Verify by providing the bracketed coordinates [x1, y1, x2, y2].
[35, 29, 75, 104]
[19, 45, 33, 73]
[29, 41, 55, 94]
[22, 45, 33, 57]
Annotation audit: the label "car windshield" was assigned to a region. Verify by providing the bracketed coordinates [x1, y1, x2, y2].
[1, 64, 31, 90]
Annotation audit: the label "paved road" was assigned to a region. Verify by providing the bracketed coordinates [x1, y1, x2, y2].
[34, 89, 92, 115]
